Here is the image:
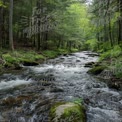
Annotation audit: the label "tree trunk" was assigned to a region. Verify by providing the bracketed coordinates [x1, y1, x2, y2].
[0, 7, 3, 49]
[9, 0, 14, 51]
[117, 0, 122, 44]
[108, 16, 113, 47]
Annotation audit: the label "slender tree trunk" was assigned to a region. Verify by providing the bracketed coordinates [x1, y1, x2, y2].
[108, 16, 113, 47]
[0, 7, 3, 49]
[9, 0, 14, 51]
[118, 0, 122, 44]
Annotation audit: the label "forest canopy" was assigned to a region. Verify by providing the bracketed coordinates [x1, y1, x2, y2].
[0, 0, 122, 53]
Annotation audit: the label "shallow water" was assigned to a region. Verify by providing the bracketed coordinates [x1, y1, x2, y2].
[0, 51, 122, 122]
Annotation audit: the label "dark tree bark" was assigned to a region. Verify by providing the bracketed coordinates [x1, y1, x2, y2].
[9, 0, 14, 51]
[118, 0, 122, 44]
[0, 7, 3, 48]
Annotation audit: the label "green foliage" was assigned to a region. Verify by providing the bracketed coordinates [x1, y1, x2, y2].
[100, 45, 121, 61]
[2, 50, 45, 68]
[99, 50, 112, 61]
[3, 54, 19, 64]
[19, 51, 45, 61]
[61, 104, 85, 122]
[0, 0, 6, 8]
[110, 57, 122, 78]
[47, 40, 56, 50]
[71, 48, 79, 52]
[99, 42, 112, 52]
[114, 62, 122, 78]
[54, 3, 92, 49]
[50, 102, 86, 122]
[57, 48, 69, 54]
[73, 98, 83, 105]
[86, 39, 98, 51]
[42, 50, 59, 58]
[111, 45, 121, 58]
[88, 66, 107, 75]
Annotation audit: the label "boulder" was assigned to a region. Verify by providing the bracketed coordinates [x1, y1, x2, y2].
[22, 61, 39, 66]
[87, 66, 106, 75]
[49, 102, 86, 122]
[84, 62, 95, 68]
[50, 87, 64, 93]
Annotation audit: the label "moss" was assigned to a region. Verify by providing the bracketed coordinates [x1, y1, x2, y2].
[3, 54, 19, 64]
[0, 48, 78, 72]
[57, 49, 69, 55]
[49, 102, 86, 122]
[71, 48, 79, 52]
[42, 50, 59, 58]
[115, 73, 122, 78]
[61, 104, 86, 122]
[1, 50, 45, 69]
[50, 102, 65, 120]
[87, 65, 107, 75]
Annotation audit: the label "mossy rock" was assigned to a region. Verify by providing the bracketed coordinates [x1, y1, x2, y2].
[49, 102, 86, 122]
[84, 62, 95, 68]
[87, 66, 107, 75]
[22, 60, 39, 66]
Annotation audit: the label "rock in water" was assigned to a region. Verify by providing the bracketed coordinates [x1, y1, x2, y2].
[87, 66, 106, 75]
[49, 102, 86, 122]
[84, 62, 95, 68]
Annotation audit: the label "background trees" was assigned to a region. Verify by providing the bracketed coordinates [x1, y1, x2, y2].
[89, 0, 122, 51]
[0, 0, 122, 52]
[0, 0, 92, 51]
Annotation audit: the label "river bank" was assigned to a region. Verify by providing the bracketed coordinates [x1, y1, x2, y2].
[86, 51, 122, 90]
[0, 48, 78, 75]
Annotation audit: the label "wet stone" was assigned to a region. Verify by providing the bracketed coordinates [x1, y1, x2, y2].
[50, 87, 64, 92]
[0, 52, 122, 122]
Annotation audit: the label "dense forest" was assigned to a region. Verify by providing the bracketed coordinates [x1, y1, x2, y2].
[0, 0, 122, 51]
[0, 0, 122, 76]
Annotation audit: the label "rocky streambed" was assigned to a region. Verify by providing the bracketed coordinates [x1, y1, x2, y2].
[0, 51, 122, 122]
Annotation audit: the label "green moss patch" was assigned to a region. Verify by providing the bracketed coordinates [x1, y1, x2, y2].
[42, 50, 59, 58]
[87, 66, 107, 75]
[0, 48, 78, 72]
[49, 102, 86, 122]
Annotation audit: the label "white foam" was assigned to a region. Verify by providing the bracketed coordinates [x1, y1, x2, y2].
[30, 65, 54, 73]
[97, 88, 120, 96]
[0, 79, 32, 90]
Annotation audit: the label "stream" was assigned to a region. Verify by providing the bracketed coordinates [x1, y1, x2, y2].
[0, 51, 122, 122]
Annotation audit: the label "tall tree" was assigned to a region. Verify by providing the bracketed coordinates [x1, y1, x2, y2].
[9, 0, 14, 51]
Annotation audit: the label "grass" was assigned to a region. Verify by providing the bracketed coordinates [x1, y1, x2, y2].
[98, 45, 122, 78]
[0, 48, 79, 72]
[99, 45, 122, 61]
[2, 51, 45, 64]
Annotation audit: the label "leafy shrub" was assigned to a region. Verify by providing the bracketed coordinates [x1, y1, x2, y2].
[111, 45, 121, 57]
[3, 54, 19, 63]
[100, 45, 121, 61]
[43, 50, 59, 58]
[99, 42, 112, 52]
[86, 39, 98, 51]
[113, 57, 122, 78]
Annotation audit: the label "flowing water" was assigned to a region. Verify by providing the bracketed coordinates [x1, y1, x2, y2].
[0, 51, 122, 122]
